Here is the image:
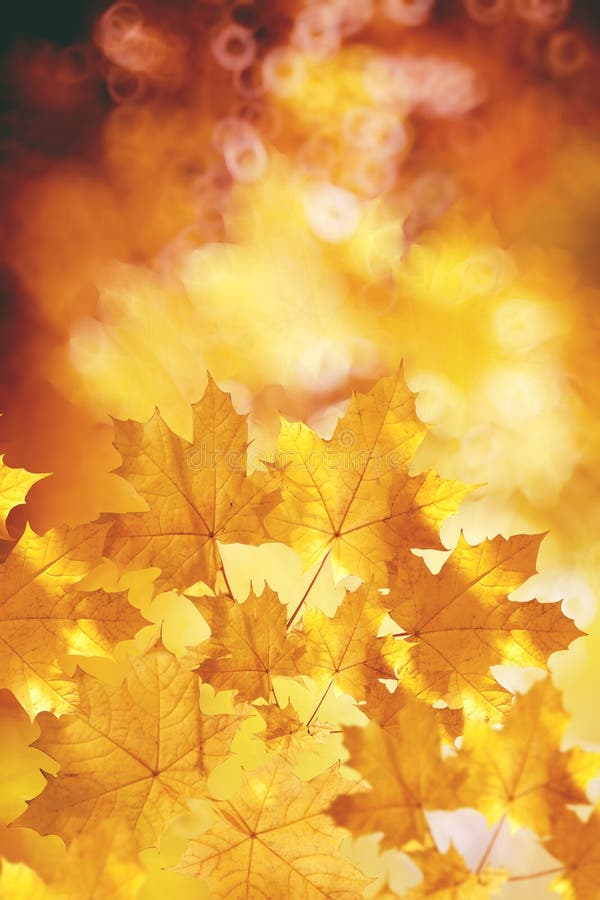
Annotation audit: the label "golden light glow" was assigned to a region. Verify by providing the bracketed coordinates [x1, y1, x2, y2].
[1, 0, 599, 895]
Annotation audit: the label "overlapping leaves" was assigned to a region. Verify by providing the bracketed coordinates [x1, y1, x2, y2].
[0, 372, 591, 897]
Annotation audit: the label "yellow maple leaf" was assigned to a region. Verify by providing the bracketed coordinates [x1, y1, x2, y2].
[544, 808, 600, 900]
[54, 820, 147, 900]
[17, 645, 246, 848]
[389, 533, 582, 720]
[405, 844, 507, 899]
[0, 523, 133, 717]
[298, 582, 400, 711]
[0, 456, 46, 541]
[265, 371, 470, 583]
[329, 695, 466, 850]
[0, 818, 201, 900]
[0, 824, 64, 884]
[177, 750, 372, 898]
[1, 820, 146, 900]
[0, 690, 58, 824]
[104, 375, 281, 592]
[457, 678, 600, 837]
[192, 586, 305, 702]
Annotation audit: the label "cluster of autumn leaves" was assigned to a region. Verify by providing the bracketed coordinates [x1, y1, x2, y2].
[1, 371, 599, 897]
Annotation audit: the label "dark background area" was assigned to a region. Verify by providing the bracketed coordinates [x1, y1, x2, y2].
[0, 0, 102, 52]
[1, 0, 599, 52]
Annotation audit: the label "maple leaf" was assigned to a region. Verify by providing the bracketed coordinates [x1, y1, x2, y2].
[0, 821, 180, 900]
[0, 689, 59, 824]
[297, 582, 400, 710]
[191, 586, 305, 702]
[389, 533, 582, 720]
[255, 700, 349, 779]
[3, 821, 147, 900]
[17, 645, 246, 847]
[258, 700, 306, 743]
[265, 371, 470, 583]
[329, 694, 466, 850]
[0, 523, 135, 717]
[457, 678, 600, 837]
[104, 375, 281, 592]
[363, 679, 463, 745]
[177, 750, 372, 898]
[0, 457, 46, 541]
[404, 844, 507, 899]
[0, 824, 64, 883]
[544, 808, 600, 900]
[53, 820, 146, 900]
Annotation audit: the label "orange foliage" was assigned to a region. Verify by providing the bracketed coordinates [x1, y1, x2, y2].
[0, 0, 599, 896]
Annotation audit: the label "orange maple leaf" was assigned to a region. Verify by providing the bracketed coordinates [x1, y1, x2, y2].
[404, 844, 508, 899]
[17, 645, 246, 847]
[297, 581, 400, 712]
[457, 678, 600, 837]
[192, 586, 305, 702]
[389, 533, 582, 720]
[329, 694, 466, 850]
[0, 523, 137, 717]
[544, 808, 600, 900]
[104, 375, 281, 592]
[0, 823, 63, 884]
[265, 371, 470, 583]
[363, 679, 463, 745]
[257, 700, 305, 742]
[177, 751, 372, 897]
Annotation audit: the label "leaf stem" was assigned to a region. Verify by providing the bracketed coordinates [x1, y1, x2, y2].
[475, 812, 507, 874]
[393, 631, 410, 638]
[305, 679, 334, 729]
[270, 680, 282, 709]
[507, 867, 565, 883]
[217, 552, 234, 597]
[287, 549, 332, 630]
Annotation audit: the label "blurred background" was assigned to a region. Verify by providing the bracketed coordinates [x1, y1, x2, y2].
[0, 3, 599, 891]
